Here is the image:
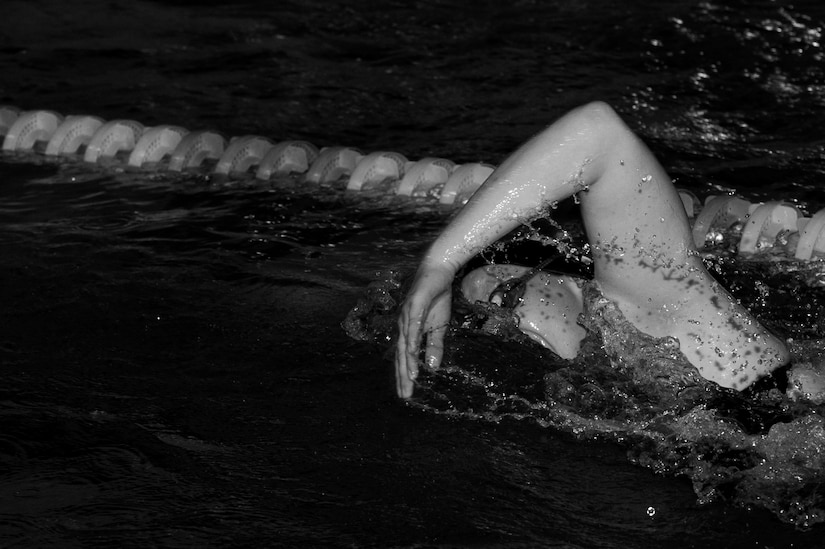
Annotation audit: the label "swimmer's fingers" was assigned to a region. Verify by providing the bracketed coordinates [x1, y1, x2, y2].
[394, 266, 455, 399]
[423, 297, 450, 371]
[396, 296, 426, 398]
[395, 309, 415, 398]
[395, 289, 451, 398]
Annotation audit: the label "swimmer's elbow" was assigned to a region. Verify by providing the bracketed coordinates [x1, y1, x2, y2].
[576, 100, 618, 119]
[572, 101, 628, 134]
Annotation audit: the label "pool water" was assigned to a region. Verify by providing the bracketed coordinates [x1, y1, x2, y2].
[3, 0, 825, 546]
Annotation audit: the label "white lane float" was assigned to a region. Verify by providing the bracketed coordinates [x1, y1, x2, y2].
[347, 151, 409, 191]
[439, 162, 495, 205]
[795, 209, 825, 260]
[83, 119, 145, 163]
[678, 189, 701, 218]
[168, 130, 226, 171]
[304, 147, 363, 184]
[739, 202, 800, 255]
[45, 115, 105, 156]
[214, 135, 275, 175]
[396, 157, 456, 197]
[2, 110, 63, 152]
[213, 135, 274, 176]
[128, 125, 188, 167]
[691, 195, 753, 248]
[255, 140, 319, 180]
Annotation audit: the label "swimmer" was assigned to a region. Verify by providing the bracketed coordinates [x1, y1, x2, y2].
[395, 101, 809, 399]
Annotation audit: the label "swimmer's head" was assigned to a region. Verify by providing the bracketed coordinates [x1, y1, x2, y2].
[460, 267, 500, 304]
[460, 265, 534, 305]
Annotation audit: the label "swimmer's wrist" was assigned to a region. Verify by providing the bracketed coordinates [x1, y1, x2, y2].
[420, 254, 461, 277]
[422, 240, 474, 275]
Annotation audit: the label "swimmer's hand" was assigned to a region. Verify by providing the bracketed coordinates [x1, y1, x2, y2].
[395, 265, 454, 398]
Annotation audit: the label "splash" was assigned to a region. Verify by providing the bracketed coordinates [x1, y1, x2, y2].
[345, 243, 825, 529]
[341, 270, 404, 344]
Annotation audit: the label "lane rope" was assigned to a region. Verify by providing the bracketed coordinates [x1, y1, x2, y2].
[2, 105, 824, 256]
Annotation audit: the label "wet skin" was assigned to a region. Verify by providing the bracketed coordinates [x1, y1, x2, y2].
[395, 101, 789, 398]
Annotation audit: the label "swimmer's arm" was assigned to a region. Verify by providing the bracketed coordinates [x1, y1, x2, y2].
[423, 101, 621, 272]
[396, 102, 624, 398]
[396, 265, 453, 398]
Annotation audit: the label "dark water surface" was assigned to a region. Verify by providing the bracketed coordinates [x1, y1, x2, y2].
[3, 0, 825, 546]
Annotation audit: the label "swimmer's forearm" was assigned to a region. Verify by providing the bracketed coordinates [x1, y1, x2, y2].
[424, 102, 619, 270]
[425, 174, 583, 268]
